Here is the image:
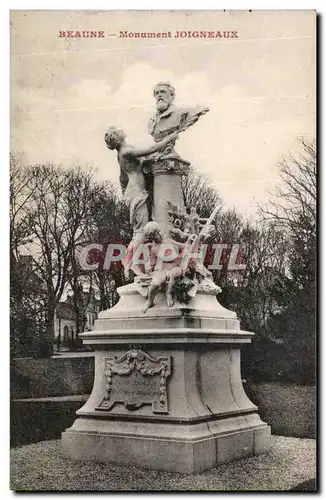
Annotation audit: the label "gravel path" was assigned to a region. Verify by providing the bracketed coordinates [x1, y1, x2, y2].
[10, 436, 316, 492]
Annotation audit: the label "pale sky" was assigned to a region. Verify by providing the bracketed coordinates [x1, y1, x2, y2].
[10, 10, 316, 217]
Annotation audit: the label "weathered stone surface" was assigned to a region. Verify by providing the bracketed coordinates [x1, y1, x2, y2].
[217, 430, 254, 464]
[62, 416, 271, 473]
[254, 426, 272, 455]
[63, 427, 218, 474]
[80, 289, 247, 347]
[153, 173, 184, 234]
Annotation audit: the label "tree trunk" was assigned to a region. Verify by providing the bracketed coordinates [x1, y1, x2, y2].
[99, 272, 106, 311]
[72, 280, 81, 335]
[37, 299, 55, 357]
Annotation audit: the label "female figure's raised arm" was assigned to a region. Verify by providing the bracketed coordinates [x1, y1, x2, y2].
[127, 131, 178, 158]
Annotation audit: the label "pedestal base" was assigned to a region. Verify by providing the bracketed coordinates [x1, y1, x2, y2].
[62, 288, 271, 473]
[62, 417, 270, 474]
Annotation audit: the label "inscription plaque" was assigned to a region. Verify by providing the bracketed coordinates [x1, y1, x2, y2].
[96, 349, 172, 414]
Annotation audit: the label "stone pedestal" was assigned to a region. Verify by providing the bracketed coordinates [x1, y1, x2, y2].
[62, 286, 271, 474]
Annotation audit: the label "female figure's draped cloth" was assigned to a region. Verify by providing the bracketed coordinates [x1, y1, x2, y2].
[119, 159, 149, 233]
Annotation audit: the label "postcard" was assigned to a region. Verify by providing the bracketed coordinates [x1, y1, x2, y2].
[10, 10, 316, 492]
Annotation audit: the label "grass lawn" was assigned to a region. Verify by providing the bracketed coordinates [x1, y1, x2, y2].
[245, 382, 316, 438]
[10, 436, 316, 492]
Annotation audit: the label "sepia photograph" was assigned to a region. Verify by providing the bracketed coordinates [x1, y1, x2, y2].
[9, 8, 316, 492]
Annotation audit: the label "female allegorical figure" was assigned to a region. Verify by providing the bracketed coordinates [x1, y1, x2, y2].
[104, 127, 178, 277]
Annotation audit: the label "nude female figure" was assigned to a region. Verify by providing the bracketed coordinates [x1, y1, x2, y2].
[104, 127, 178, 277]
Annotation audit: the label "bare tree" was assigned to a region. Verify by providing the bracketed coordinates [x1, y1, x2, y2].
[257, 138, 316, 383]
[260, 137, 316, 237]
[10, 155, 48, 356]
[259, 137, 316, 296]
[22, 163, 103, 355]
[84, 184, 131, 311]
[181, 167, 222, 218]
[10, 153, 35, 259]
[233, 221, 289, 335]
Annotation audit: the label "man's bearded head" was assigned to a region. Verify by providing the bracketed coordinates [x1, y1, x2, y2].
[153, 82, 175, 113]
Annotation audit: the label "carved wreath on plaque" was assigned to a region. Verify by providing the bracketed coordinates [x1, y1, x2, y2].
[96, 349, 172, 414]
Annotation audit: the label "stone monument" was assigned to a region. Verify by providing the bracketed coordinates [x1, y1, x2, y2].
[62, 82, 271, 474]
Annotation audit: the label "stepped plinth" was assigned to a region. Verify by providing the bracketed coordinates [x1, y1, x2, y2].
[62, 285, 271, 473]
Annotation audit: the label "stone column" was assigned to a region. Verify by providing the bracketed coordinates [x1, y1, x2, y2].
[152, 173, 183, 234]
[151, 158, 189, 234]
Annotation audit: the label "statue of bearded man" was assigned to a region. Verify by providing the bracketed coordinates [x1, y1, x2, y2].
[146, 81, 209, 176]
[144, 81, 210, 235]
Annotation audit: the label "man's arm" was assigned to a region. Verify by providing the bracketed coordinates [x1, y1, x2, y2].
[178, 107, 210, 133]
